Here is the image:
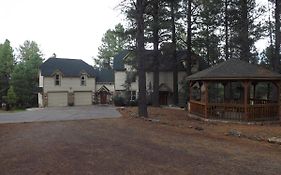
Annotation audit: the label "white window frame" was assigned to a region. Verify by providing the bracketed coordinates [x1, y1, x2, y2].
[54, 74, 61, 86]
[80, 74, 87, 86]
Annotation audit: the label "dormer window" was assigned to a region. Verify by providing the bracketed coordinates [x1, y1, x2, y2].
[55, 74, 61, 86]
[81, 74, 86, 86]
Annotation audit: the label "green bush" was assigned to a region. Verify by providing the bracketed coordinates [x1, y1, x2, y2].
[113, 95, 125, 106]
[7, 86, 17, 106]
[3, 86, 17, 110]
[128, 100, 138, 106]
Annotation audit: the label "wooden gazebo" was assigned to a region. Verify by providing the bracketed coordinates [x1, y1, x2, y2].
[187, 59, 281, 121]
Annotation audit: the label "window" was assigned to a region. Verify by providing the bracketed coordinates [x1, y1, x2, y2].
[130, 91, 136, 101]
[81, 74, 86, 86]
[55, 74, 61, 86]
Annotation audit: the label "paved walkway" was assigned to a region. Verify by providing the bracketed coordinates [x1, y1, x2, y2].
[0, 105, 121, 124]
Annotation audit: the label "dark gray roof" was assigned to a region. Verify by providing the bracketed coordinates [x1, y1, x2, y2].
[142, 50, 187, 71]
[113, 50, 131, 71]
[187, 59, 281, 80]
[113, 50, 207, 72]
[94, 68, 114, 82]
[40, 58, 96, 77]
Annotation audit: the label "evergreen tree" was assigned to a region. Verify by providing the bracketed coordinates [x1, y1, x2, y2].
[0, 39, 14, 102]
[274, 0, 280, 71]
[224, 0, 230, 60]
[6, 86, 17, 108]
[136, 0, 148, 117]
[228, 0, 266, 62]
[151, 0, 160, 107]
[186, 0, 193, 75]
[95, 23, 128, 69]
[193, 0, 223, 65]
[11, 41, 43, 107]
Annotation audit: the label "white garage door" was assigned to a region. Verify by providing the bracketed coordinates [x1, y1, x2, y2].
[48, 92, 68, 107]
[74, 92, 92, 106]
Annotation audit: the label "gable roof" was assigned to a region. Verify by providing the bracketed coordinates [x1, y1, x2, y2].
[113, 50, 208, 72]
[97, 85, 111, 93]
[94, 68, 114, 82]
[40, 58, 96, 77]
[187, 59, 281, 80]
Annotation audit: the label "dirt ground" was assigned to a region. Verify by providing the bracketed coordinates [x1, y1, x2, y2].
[120, 107, 281, 142]
[1, 107, 281, 175]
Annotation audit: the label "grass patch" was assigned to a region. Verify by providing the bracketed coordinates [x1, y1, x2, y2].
[0, 108, 25, 113]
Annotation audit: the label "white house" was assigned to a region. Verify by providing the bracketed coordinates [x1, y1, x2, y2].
[38, 58, 114, 107]
[38, 51, 206, 107]
[112, 50, 207, 106]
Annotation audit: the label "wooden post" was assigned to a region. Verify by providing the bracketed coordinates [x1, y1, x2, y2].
[189, 81, 193, 112]
[271, 81, 281, 120]
[276, 81, 281, 121]
[204, 81, 209, 118]
[189, 81, 192, 101]
[267, 83, 270, 100]
[222, 82, 228, 103]
[252, 82, 257, 101]
[243, 81, 250, 121]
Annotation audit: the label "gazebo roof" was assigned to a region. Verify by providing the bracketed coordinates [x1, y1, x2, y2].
[187, 59, 281, 81]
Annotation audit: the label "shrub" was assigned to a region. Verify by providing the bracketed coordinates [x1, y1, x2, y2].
[128, 100, 138, 106]
[3, 86, 17, 110]
[113, 95, 125, 106]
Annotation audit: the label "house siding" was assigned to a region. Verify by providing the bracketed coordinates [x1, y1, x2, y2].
[38, 71, 44, 107]
[114, 70, 187, 93]
[114, 71, 127, 91]
[43, 77, 95, 93]
[39, 71, 44, 87]
[159, 72, 174, 91]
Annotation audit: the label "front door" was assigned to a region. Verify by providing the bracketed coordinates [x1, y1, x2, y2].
[100, 92, 107, 104]
[159, 91, 168, 105]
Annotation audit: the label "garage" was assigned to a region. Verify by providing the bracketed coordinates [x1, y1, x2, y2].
[48, 92, 68, 107]
[74, 92, 92, 106]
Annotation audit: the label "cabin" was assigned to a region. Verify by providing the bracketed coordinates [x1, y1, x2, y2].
[187, 59, 281, 121]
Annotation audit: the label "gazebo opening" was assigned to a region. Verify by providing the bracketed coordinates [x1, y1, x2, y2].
[187, 59, 281, 122]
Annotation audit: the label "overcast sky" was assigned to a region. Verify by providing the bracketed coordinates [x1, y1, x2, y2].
[0, 0, 267, 65]
[0, 0, 122, 65]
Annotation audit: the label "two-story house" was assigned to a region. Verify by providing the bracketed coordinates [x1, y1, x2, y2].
[113, 50, 207, 106]
[38, 58, 114, 107]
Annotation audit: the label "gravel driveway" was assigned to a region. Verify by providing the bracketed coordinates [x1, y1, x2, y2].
[0, 105, 121, 124]
[1, 118, 281, 175]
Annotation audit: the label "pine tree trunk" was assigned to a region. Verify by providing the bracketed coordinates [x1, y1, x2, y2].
[152, 0, 160, 107]
[240, 0, 250, 62]
[274, 0, 280, 72]
[136, 0, 148, 117]
[206, 25, 210, 64]
[171, 1, 178, 106]
[224, 0, 229, 60]
[186, 0, 192, 76]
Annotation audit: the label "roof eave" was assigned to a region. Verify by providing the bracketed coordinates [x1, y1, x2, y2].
[187, 77, 281, 81]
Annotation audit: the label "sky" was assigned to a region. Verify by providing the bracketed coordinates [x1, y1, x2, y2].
[0, 0, 268, 66]
[0, 0, 122, 65]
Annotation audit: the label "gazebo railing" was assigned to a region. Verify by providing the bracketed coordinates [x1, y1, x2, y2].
[189, 101, 279, 121]
[249, 98, 277, 104]
[189, 100, 205, 117]
[248, 104, 279, 121]
[208, 103, 244, 121]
